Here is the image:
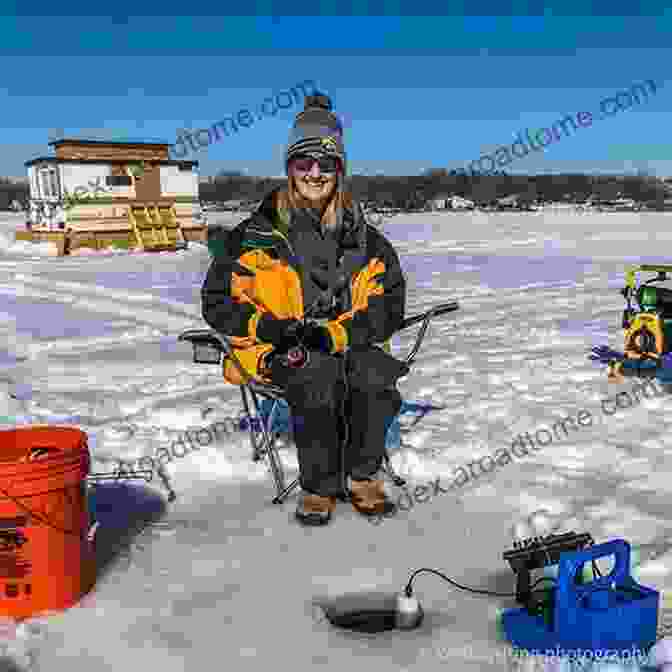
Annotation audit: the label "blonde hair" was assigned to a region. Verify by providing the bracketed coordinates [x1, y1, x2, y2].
[277, 175, 353, 232]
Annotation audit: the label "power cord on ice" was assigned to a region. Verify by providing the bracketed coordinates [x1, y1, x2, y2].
[402, 554, 603, 599]
[404, 567, 517, 599]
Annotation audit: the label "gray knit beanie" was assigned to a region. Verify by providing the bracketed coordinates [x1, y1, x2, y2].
[286, 93, 346, 175]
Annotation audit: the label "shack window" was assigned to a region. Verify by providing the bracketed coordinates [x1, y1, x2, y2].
[106, 175, 133, 186]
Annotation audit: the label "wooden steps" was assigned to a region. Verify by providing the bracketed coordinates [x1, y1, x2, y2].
[129, 204, 187, 252]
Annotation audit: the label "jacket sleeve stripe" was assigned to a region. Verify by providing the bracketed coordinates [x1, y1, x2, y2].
[248, 310, 264, 342]
[325, 321, 348, 353]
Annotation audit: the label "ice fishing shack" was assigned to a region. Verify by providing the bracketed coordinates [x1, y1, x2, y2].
[18, 138, 207, 254]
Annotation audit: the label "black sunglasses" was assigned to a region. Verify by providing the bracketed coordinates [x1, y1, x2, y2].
[290, 154, 341, 174]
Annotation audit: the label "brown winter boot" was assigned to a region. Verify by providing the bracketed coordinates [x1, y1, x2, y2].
[295, 493, 337, 526]
[350, 479, 397, 517]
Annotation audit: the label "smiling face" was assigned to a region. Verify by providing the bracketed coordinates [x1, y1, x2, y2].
[288, 155, 339, 206]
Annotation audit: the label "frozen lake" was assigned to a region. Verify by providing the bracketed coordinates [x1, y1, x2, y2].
[0, 210, 670, 671]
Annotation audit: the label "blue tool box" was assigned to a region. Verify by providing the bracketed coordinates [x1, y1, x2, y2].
[502, 539, 659, 656]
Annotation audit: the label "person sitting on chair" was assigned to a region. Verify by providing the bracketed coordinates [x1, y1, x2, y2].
[202, 92, 408, 526]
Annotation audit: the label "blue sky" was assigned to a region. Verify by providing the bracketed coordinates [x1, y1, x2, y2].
[2, 10, 671, 177]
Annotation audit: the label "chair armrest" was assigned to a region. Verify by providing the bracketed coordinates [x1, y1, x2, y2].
[178, 329, 232, 364]
[178, 328, 275, 387]
[178, 329, 230, 350]
[400, 301, 459, 331]
[179, 298, 460, 372]
[397, 301, 460, 366]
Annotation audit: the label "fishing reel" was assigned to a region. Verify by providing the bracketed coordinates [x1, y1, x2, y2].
[260, 344, 309, 376]
[282, 346, 309, 369]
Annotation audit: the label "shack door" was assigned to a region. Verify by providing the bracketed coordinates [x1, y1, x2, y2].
[133, 163, 162, 202]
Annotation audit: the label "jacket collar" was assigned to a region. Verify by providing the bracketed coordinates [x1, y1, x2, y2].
[254, 188, 365, 251]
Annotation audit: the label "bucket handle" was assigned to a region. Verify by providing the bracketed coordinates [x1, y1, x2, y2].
[0, 445, 90, 538]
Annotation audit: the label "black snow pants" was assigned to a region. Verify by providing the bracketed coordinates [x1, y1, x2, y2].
[270, 346, 406, 498]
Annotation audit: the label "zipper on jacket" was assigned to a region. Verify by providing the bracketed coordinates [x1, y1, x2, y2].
[269, 226, 307, 318]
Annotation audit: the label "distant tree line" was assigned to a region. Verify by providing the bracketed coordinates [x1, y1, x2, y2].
[3, 170, 670, 211]
[201, 169, 671, 210]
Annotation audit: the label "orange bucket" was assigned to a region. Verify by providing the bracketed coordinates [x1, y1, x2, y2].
[0, 426, 94, 619]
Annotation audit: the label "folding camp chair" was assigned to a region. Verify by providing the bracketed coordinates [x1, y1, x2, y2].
[178, 300, 460, 504]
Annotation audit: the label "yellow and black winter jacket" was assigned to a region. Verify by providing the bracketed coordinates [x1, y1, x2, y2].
[201, 188, 406, 384]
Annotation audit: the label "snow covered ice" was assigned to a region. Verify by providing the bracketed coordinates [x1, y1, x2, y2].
[1, 210, 672, 670]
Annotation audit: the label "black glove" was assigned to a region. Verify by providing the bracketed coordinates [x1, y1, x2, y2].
[296, 321, 333, 353]
[256, 315, 301, 351]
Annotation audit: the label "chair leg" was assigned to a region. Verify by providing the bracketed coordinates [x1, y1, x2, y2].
[272, 476, 300, 505]
[239, 387, 300, 505]
[246, 387, 288, 501]
[382, 452, 406, 487]
[240, 388, 265, 461]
